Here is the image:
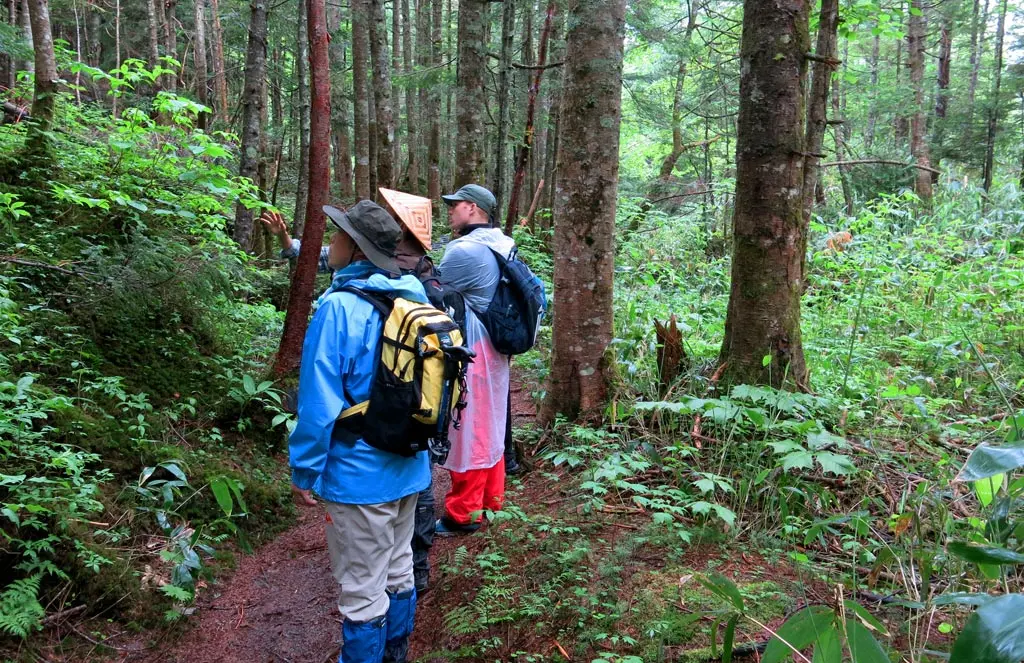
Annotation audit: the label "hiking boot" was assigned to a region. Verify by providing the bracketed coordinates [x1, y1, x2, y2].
[414, 569, 430, 594]
[434, 517, 480, 538]
[505, 454, 522, 476]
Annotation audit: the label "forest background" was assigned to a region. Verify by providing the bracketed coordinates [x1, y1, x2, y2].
[0, 0, 1023, 659]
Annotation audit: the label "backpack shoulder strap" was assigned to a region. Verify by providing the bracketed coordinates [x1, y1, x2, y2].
[339, 284, 394, 319]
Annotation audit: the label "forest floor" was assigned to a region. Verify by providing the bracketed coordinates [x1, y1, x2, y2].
[90, 378, 544, 663]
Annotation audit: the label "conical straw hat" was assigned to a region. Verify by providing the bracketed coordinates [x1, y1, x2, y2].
[379, 187, 432, 252]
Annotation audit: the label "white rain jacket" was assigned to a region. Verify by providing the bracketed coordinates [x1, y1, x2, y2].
[438, 227, 516, 473]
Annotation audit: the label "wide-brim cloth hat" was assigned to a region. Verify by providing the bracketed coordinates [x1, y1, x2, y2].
[323, 201, 402, 275]
[378, 187, 432, 252]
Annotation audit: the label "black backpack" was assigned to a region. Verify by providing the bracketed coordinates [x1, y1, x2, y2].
[413, 255, 467, 330]
[475, 247, 545, 356]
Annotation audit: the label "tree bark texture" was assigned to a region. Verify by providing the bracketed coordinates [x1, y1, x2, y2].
[982, 0, 1006, 192]
[800, 0, 838, 227]
[147, 0, 162, 74]
[718, 0, 810, 389]
[427, 0, 442, 212]
[327, 0, 354, 198]
[163, 0, 178, 90]
[193, 0, 209, 128]
[294, 1, 310, 237]
[352, 0, 371, 199]
[276, 0, 332, 376]
[907, 0, 932, 202]
[541, 0, 626, 423]
[26, 0, 56, 128]
[370, 0, 394, 192]
[967, 0, 989, 122]
[232, 0, 268, 252]
[504, 0, 555, 234]
[209, 0, 229, 118]
[454, 0, 487, 186]
[402, 0, 418, 191]
[492, 0, 516, 221]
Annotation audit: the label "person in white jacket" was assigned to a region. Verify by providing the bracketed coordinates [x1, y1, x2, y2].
[435, 184, 514, 536]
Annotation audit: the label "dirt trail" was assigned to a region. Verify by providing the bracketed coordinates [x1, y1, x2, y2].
[124, 380, 537, 663]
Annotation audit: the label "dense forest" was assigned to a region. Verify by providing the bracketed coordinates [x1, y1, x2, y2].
[1, 0, 1023, 659]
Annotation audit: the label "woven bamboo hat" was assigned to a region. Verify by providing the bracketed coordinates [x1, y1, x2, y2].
[378, 187, 433, 252]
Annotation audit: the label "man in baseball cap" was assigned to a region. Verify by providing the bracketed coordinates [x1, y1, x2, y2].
[441, 184, 497, 226]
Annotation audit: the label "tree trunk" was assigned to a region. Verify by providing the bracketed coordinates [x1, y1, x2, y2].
[19, 0, 34, 74]
[3, 0, 15, 89]
[193, 0, 209, 128]
[163, 0, 178, 90]
[492, 0, 516, 221]
[209, 0, 228, 118]
[907, 0, 932, 203]
[328, 0, 354, 198]
[232, 0, 268, 252]
[352, 0, 371, 199]
[541, 4, 565, 214]
[718, 0, 810, 389]
[366, 0, 379, 195]
[967, 0, 989, 122]
[427, 0, 441, 212]
[391, 0, 401, 179]
[864, 32, 879, 150]
[656, 1, 700, 181]
[932, 16, 951, 176]
[147, 0, 162, 76]
[504, 0, 555, 233]
[982, 0, 1006, 192]
[276, 0, 332, 376]
[403, 0, 418, 191]
[454, 0, 487, 186]
[800, 0, 838, 227]
[295, 2, 310, 237]
[86, 0, 101, 67]
[26, 0, 56, 129]
[370, 0, 394, 193]
[539, 0, 626, 423]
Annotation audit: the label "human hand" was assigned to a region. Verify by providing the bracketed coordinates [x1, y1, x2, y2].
[260, 210, 288, 238]
[291, 483, 317, 506]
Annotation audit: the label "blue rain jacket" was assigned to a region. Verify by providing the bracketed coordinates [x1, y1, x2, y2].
[289, 261, 432, 505]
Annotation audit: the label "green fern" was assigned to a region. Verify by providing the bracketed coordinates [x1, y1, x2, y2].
[0, 575, 45, 638]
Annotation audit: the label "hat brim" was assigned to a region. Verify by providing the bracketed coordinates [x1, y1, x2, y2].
[441, 194, 466, 206]
[323, 205, 401, 275]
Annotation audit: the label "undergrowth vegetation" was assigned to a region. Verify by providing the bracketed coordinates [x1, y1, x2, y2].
[1, 64, 296, 642]
[430, 185, 1024, 662]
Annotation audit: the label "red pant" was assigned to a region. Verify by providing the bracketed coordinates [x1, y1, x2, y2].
[444, 457, 505, 525]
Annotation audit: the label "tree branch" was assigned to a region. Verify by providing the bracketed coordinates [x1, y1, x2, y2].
[820, 159, 942, 175]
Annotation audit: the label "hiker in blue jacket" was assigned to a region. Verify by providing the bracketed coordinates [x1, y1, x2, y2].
[289, 200, 431, 663]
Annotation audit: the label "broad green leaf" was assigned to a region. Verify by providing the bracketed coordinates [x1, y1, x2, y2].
[948, 542, 1024, 566]
[698, 572, 745, 612]
[768, 439, 805, 454]
[812, 625, 841, 663]
[957, 443, 1024, 482]
[949, 594, 1024, 663]
[932, 592, 993, 607]
[807, 429, 846, 450]
[973, 474, 1005, 507]
[210, 477, 233, 516]
[845, 618, 891, 663]
[162, 462, 188, 483]
[843, 600, 889, 636]
[256, 380, 274, 393]
[781, 450, 814, 471]
[762, 606, 834, 663]
[242, 374, 257, 395]
[816, 452, 856, 476]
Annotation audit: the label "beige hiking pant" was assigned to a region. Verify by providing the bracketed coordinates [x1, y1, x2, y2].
[324, 494, 418, 623]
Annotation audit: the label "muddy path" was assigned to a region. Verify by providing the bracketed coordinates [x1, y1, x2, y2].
[120, 379, 538, 663]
